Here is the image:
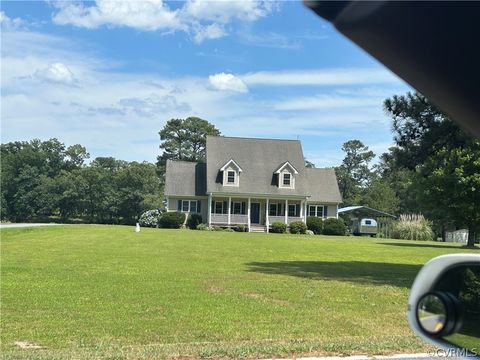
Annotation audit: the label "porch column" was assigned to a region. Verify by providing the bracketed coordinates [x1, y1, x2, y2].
[285, 199, 288, 224]
[208, 193, 212, 226]
[266, 198, 269, 233]
[228, 196, 231, 225]
[304, 201, 308, 221]
[300, 200, 303, 221]
[336, 204, 339, 219]
[247, 197, 251, 232]
[165, 196, 169, 211]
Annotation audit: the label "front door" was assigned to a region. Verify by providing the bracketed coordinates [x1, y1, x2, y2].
[251, 203, 260, 224]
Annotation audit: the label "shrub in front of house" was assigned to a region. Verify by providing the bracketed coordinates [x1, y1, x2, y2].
[289, 221, 307, 234]
[234, 224, 247, 232]
[271, 222, 287, 234]
[159, 211, 186, 229]
[138, 209, 163, 228]
[306, 229, 315, 235]
[323, 218, 347, 235]
[196, 223, 211, 231]
[187, 213, 203, 229]
[223, 228, 235, 232]
[306, 216, 323, 234]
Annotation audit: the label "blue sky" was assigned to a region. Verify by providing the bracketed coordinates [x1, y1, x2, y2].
[1, 1, 410, 167]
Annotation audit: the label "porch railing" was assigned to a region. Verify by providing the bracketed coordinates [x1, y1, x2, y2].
[210, 214, 303, 225]
[269, 216, 303, 224]
[211, 214, 248, 224]
[211, 214, 228, 223]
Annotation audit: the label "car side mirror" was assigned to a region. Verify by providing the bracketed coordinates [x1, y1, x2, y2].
[408, 254, 480, 357]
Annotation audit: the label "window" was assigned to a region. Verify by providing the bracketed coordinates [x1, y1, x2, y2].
[269, 203, 278, 216]
[365, 220, 371, 225]
[233, 202, 242, 214]
[279, 171, 294, 189]
[181, 200, 199, 213]
[308, 205, 324, 218]
[227, 171, 236, 184]
[288, 204, 296, 217]
[214, 201, 224, 214]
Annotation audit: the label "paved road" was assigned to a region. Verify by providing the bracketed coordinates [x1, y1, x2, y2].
[0, 223, 65, 229]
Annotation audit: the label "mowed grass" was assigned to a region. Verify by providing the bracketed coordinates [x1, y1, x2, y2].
[1, 225, 477, 359]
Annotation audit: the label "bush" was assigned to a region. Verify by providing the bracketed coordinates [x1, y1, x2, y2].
[187, 213, 203, 229]
[391, 214, 434, 241]
[323, 218, 347, 235]
[138, 209, 163, 228]
[306, 216, 323, 234]
[306, 230, 315, 235]
[223, 228, 235, 232]
[235, 224, 247, 232]
[159, 211, 185, 229]
[196, 223, 211, 231]
[289, 221, 307, 234]
[271, 222, 287, 234]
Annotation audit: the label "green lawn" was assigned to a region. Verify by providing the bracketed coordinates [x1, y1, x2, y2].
[1, 225, 477, 359]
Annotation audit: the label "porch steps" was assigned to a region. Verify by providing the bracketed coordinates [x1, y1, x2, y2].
[249, 225, 267, 233]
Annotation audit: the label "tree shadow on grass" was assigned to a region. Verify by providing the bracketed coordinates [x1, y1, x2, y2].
[246, 261, 422, 288]
[377, 242, 479, 250]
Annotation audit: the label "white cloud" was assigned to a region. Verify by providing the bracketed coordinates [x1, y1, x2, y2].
[274, 94, 382, 111]
[51, 0, 183, 31]
[118, 93, 191, 116]
[238, 31, 302, 50]
[208, 73, 248, 93]
[242, 68, 401, 86]
[51, 0, 274, 43]
[0, 11, 24, 30]
[192, 23, 226, 43]
[183, 0, 273, 23]
[34, 62, 76, 84]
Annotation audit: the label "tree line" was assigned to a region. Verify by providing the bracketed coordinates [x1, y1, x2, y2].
[1, 139, 163, 224]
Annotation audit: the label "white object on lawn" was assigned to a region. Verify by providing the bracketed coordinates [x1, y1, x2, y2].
[135, 223, 140, 233]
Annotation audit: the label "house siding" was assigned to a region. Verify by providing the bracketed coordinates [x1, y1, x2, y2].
[167, 196, 208, 224]
[306, 202, 339, 219]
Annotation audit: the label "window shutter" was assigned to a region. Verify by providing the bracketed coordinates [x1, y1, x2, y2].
[241, 202, 246, 215]
[177, 200, 182, 211]
[223, 200, 228, 214]
[278, 203, 282, 216]
[230, 201, 234, 214]
[295, 204, 300, 217]
[211, 201, 214, 213]
[197, 200, 201, 213]
[324, 206, 328, 217]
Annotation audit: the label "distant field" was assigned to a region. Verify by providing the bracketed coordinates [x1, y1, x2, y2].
[1, 225, 477, 359]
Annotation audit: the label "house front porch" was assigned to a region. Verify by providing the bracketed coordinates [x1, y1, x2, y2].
[207, 195, 308, 232]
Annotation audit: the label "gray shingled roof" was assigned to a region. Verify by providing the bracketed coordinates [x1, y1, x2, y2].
[164, 160, 206, 196]
[206, 136, 308, 196]
[305, 167, 342, 203]
[164, 137, 342, 203]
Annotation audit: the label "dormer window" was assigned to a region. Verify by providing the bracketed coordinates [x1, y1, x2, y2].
[275, 161, 298, 189]
[227, 171, 236, 184]
[220, 158, 242, 187]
